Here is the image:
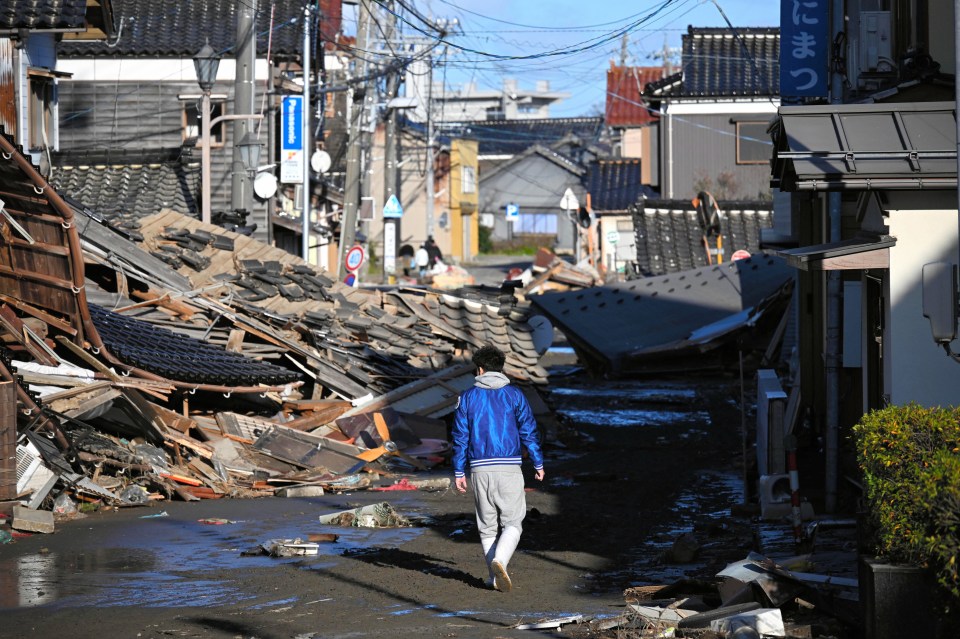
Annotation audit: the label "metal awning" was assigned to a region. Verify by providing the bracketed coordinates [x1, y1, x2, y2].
[772, 101, 957, 191]
[777, 235, 897, 271]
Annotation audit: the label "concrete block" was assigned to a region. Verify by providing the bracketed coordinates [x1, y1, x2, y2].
[276, 485, 324, 498]
[12, 505, 54, 534]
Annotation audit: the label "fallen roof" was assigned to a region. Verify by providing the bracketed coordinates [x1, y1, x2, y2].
[529, 254, 792, 376]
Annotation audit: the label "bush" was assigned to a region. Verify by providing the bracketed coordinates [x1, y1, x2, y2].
[478, 224, 493, 254]
[853, 404, 960, 602]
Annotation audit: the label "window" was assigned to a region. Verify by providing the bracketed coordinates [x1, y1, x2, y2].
[516, 213, 558, 235]
[183, 100, 225, 147]
[461, 165, 476, 193]
[27, 74, 54, 151]
[736, 121, 773, 164]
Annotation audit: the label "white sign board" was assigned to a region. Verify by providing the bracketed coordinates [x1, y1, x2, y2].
[560, 188, 579, 211]
[384, 219, 397, 274]
[606, 230, 619, 244]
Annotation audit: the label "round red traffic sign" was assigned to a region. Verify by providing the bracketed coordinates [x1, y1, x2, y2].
[343, 273, 356, 286]
[344, 246, 365, 272]
[731, 249, 752, 261]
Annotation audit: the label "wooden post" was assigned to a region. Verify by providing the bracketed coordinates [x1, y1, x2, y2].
[0, 381, 17, 502]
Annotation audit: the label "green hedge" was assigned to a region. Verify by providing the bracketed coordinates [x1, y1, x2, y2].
[853, 404, 960, 600]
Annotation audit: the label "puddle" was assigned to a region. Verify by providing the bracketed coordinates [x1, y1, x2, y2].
[548, 385, 698, 404]
[0, 509, 424, 609]
[559, 407, 710, 428]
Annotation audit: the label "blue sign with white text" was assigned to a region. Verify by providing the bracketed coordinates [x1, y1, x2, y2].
[281, 96, 303, 150]
[780, 0, 829, 98]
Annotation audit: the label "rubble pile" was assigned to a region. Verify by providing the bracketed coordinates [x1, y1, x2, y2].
[518, 247, 603, 295]
[0, 135, 551, 531]
[573, 553, 855, 638]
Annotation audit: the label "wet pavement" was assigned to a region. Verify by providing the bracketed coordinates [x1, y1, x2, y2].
[0, 361, 859, 637]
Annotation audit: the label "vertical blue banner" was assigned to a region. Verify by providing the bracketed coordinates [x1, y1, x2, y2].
[780, 0, 829, 98]
[281, 96, 304, 184]
[281, 96, 302, 150]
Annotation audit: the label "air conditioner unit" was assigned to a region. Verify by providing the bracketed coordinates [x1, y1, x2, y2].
[756, 370, 787, 476]
[850, 11, 893, 90]
[16, 438, 57, 508]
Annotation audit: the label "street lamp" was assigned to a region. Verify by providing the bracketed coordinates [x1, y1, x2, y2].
[237, 132, 261, 175]
[193, 42, 221, 224]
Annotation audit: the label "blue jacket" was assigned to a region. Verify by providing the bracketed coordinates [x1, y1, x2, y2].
[452, 372, 543, 478]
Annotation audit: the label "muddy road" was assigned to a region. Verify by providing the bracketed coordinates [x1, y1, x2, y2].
[0, 370, 751, 639]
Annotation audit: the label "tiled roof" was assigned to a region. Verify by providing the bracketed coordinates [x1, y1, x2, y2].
[528, 254, 793, 375]
[428, 117, 604, 156]
[58, 0, 341, 57]
[587, 159, 658, 211]
[89, 303, 300, 386]
[646, 26, 779, 99]
[631, 198, 773, 276]
[606, 65, 662, 127]
[0, 0, 87, 30]
[51, 148, 199, 232]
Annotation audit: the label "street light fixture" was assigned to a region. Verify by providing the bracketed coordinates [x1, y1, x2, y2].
[193, 42, 220, 92]
[237, 132, 261, 175]
[193, 42, 221, 224]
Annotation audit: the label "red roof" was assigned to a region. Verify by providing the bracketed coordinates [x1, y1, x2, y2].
[606, 65, 664, 127]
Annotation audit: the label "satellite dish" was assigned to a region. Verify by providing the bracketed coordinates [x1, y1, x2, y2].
[253, 172, 278, 199]
[311, 150, 332, 174]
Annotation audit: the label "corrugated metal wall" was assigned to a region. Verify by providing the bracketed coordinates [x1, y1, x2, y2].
[666, 112, 773, 201]
[0, 40, 17, 140]
[57, 79, 260, 218]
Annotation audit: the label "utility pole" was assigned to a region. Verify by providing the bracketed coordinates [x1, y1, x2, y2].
[338, 0, 372, 277]
[301, 2, 312, 261]
[619, 33, 629, 65]
[425, 51, 435, 239]
[382, 1, 400, 283]
[232, 0, 257, 223]
[824, 0, 845, 514]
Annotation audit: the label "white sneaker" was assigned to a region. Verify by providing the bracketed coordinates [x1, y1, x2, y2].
[491, 559, 512, 592]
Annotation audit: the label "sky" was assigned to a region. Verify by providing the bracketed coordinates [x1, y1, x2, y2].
[346, 0, 782, 118]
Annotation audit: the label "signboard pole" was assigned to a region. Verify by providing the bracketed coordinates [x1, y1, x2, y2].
[300, 3, 312, 262]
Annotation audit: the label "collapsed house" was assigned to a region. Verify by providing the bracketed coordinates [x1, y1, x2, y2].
[0, 132, 551, 523]
[527, 254, 794, 376]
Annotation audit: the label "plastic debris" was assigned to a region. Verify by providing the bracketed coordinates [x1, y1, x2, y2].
[318, 502, 411, 528]
[260, 538, 320, 557]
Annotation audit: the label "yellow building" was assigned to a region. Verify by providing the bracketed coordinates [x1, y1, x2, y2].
[448, 139, 479, 261]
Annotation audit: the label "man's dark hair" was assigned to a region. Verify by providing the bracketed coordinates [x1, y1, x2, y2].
[472, 344, 505, 372]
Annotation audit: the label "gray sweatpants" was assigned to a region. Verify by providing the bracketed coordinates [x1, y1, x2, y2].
[470, 465, 526, 538]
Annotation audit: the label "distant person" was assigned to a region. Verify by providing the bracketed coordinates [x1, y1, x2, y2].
[425, 236, 442, 268]
[453, 345, 545, 592]
[415, 244, 430, 279]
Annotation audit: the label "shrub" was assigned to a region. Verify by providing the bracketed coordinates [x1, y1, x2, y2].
[853, 403, 960, 602]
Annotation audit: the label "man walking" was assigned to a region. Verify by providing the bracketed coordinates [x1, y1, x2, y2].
[453, 345, 545, 592]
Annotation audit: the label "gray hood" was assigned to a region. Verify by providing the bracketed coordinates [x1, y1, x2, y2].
[475, 371, 510, 389]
